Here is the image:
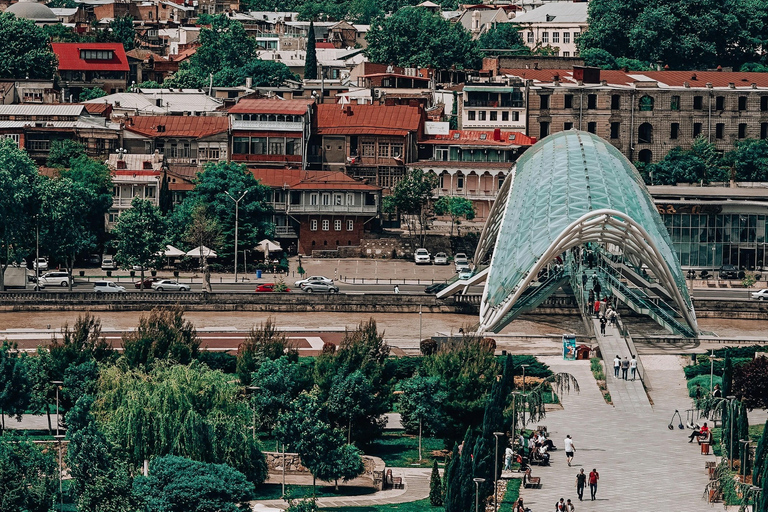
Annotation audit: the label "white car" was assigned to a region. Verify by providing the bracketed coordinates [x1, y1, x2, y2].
[93, 281, 125, 293]
[454, 253, 469, 266]
[294, 276, 333, 288]
[151, 279, 190, 292]
[39, 271, 71, 287]
[458, 268, 473, 280]
[34, 258, 48, 271]
[751, 289, 768, 300]
[414, 248, 431, 264]
[101, 257, 117, 271]
[433, 252, 448, 265]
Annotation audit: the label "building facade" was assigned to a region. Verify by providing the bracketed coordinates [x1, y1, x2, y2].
[51, 43, 129, 100]
[105, 152, 165, 228]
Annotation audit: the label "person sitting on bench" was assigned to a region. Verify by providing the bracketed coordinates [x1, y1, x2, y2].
[537, 444, 550, 465]
[689, 422, 710, 443]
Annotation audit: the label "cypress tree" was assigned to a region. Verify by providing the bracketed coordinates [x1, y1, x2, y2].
[736, 401, 749, 464]
[429, 459, 443, 506]
[722, 350, 733, 397]
[753, 419, 768, 484]
[457, 429, 476, 512]
[444, 444, 460, 512]
[304, 21, 318, 80]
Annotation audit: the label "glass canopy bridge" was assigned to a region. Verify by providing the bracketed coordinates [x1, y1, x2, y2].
[437, 130, 699, 338]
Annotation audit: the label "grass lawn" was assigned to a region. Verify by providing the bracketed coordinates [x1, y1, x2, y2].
[254, 484, 378, 501]
[323, 498, 441, 512]
[365, 432, 446, 467]
[498, 479, 522, 512]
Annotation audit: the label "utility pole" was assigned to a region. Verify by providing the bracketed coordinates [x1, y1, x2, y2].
[225, 190, 248, 283]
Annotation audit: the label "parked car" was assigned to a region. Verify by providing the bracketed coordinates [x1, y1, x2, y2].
[151, 279, 190, 292]
[101, 256, 117, 271]
[135, 277, 160, 289]
[255, 283, 291, 293]
[425, 282, 449, 294]
[93, 281, 125, 293]
[751, 289, 768, 300]
[719, 265, 739, 279]
[34, 258, 48, 271]
[38, 271, 71, 288]
[302, 282, 339, 293]
[294, 275, 333, 288]
[433, 252, 448, 265]
[414, 248, 431, 264]
[458, 268, 473, 280]
[454, 253, 469, 266]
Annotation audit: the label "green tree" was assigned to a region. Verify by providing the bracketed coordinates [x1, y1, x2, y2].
[366, 7, 481, 69]
[382, 168, 438, 245]
[723, 350, 733, 397]
[109, 15, 135, 51]
[0, 341, 31, 431]
[79, 87, 107, 102]
[429, 459, 443, 506]
[434, 196, 475, 236]
[133, 455, 255, 512]
[185, 204, 222, 293]
[0, 138, 37, 290]
[47, 139, 87, 168]
[250, 356, 308, 432]
[722, 139, 768, 182]
[61, 155, 114, 248]
[236, 318, 293, 385]
[348, 0, 384, 24]
[477, 23, 530, 54]
[398, 374, 448, 459]
[121, 307, 201, 369]
[0, 12, 57, 79]
[580, 47, 618, 69]
[132, 80, 163, 90]
[732, 356, 768, 410]
[42, 22, 83, 42]
[112, 197, 166, 288]
[326, 370, 375, 443]
[0, 432, 58, 511]
[305, 21, 318, 79]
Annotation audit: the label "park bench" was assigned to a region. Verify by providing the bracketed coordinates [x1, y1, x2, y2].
[706, 461, 717, 478]
[392, 476, 404, 489]
[523, 468, 541, 489]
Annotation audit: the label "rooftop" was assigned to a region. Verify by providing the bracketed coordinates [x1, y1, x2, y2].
[315, 104, 422, 136]
[229, 98, 314, 115]
[511, 2, 589, 24]
[7, 0, 57, 22]
[85, 91, 224, 114]
[422, 130, 536, 147]
[106, 153, 163, 172]
[250, 169, 379, 191]
[0, 104, 87, 117]
[125, 116, 229, 138]
[51, 43, 129, 72]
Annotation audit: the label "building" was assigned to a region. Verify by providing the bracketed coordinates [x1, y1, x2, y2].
[86, 89, 225, 118]
[123, 115, 230, 167]
[229, 98, 314, 169]
[105, 152, 165, 228]
[511, 2, 588, 57]
[0, 79, 57, 105]
[311, 103, 423, 189]
[457, 8, 510, 40]
[6, 0, 58, 25]
[461, 80, 527, 131]
[51, 43, 129, 100]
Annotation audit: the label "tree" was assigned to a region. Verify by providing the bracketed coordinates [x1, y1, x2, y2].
[433, 196, 475, 236]
[60, 155, 114, 248]
[399, 374, 448, 460]
[47, 140, 86, 168]
[0, 138, 37, 291]
[0, 341, 31, 431]
[305, 21, 318, 79]
[0, 13, 57, 79]
[382, 168, 438, 245]
[733, 356, 768, 410]
[109, 15, 135, 51]
[0, 432, 57, 511]
[429, 459, 443, 506]
[366, 7, 481, 69]
[236, 318, 293, 385]
[185, 204, 222, 293]
[250, 356, 308, 432]
[112, 197, 166, 289]
[326, 370, 375, 443]
[722, 350, 733, 398]
[133, 455, 255, 512]
[477, 23, 530, 54]
[121, 307, 201, 369]
[79, 87, 107, 102]
[722, 139, 768, 182]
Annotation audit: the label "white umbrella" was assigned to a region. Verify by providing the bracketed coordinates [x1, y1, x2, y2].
[186, 246, 217, 258]
[163, 245, 186, 257]
[256, 239, 282, 261]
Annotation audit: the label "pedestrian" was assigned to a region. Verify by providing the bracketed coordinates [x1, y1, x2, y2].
[630, 354, 637, 380]
[565, 499, 575, 511]
[713, 383, 722, 398]
[393, 284, 400, 294]
[504, 445, 514, 471]
[613, 354, 621, 378]
[555, 498, 566, 511]
[581, 272, 588, 288]
[593, 298, 600, 318]
[599, 316, 606, 335]
[588, 289, 594, 304]
[599, 298, 607, 318]
[564, 434, 575, 466]
[514, 498, 527, 512]
[589, 468, 599, 501]
[621, 356, 629, 380]
[576, 468, 586, 501]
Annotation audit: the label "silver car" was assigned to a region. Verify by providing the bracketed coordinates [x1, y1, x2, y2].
[433, 252, 448, 265]
[294, 275, 333, 288]
[151, 279, 190, 292]
[39, 271, 71, 287]
[93, 281, 125, 293]
[302, 282, 340, 293]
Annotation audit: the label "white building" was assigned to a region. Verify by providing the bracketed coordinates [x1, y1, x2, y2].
[105, 152, 164, 228]
[511, 2, 588, 57]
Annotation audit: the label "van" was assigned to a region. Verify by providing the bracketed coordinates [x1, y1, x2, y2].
[93, 281, 126, 293]
[39, 271, 71, 288]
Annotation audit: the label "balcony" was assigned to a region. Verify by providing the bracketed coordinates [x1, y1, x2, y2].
[288, 204, 379, 214]
[231, 120, 304, 131]
[270, 201, 287, 212]
[112, 197, 158, 208]
[232, 154, 302, 164]
[274, 225, 298, 237]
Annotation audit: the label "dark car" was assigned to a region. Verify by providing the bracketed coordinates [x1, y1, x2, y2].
[255, 283, 291, 293]
[719, 265, 740, 279]
[134, 277, 160, 289]
[425, 282, 449, 294]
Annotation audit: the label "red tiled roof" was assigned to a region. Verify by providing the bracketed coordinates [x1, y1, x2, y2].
[250, 168, 304, 188]
[316, 104, 422, 135]
[316, 42, 335, 49]
[361, 73, 431, 81]
[82, 102, 112, 116]
[500, 69, 635, 87]
[126, 116, 229, 138]
[250, 169, 379, 191]
[229, 98, 314, 115]
[170, 45, 198, 62]
[52, 43, 129, 72]
[639, 70, 768, 88]
[422, 130, 536, 146]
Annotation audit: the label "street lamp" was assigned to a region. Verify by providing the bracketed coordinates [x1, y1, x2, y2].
[50, 381, 63, 436]
[473, 477, 486, 512]
[749, 485, 762, 512]
[709, 351, 716, 392]
[520, 364, 530, 393]
[224, 190, 248, 283]
[727, 395, 737, 470]
[54, 434, 65, 511]
[510, 391, 522, 442]
[493, 431, 504, 512]
[739, 439, 751, 480]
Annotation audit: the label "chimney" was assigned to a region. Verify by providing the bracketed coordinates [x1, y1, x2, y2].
[245, 77, 253, 89]
[493, 127, 501, 141]
[728, 83, 735, 89]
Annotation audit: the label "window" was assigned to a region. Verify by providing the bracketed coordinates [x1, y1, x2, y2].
[502, 111, 509, 121]
[638, 122, 653, 143]
[564, 94, 573, 108]
[716, 96, 724, 110]
[739, 123, 747, 138]
[512, 111, 520, 121]
[286, 138, 299, 155]
[310, 193, 318, 205]
[552, 32, 559, 44]
[346, 193, 354, 205]
[80, 50, 114, 60]
[716, 123, 724, 139]
[334, 220, 342, 231]
[378, 144, 390, 158]
[564, 122, 573, 130]
[490, 111, 497, 121]
[670, 95, 680, 111]
[347, 220, 354, 231]
[540, 95, 550, 109]
[693, 122, 702, 137]
[542, 32, 549, 44]
[739, 96, 747, 111]
[391, 144, 403, 158]
[361, 142, 375, 156]
[639, 95, 653, 111]
[0, 134, 20, 146]
[562, 52, 570, 57]
[762, 96, 768, 112]
[587, 122, 596, 134]
[334, 194, 343, 205]
[478, 111, 486, 121]
[251, 137, 266, 154]
[322, 219, 330, 231]
[693, 96, 703, 110]
[610, 122, 620, 139]
[457, 174, 464, 189]
[638, 149, 652, 164]
[762, 123, 768, 139]
[587, 94, 597, 109]
[670, 123, 679, 139]
[435, 146, 448, 160]
[527, 32, 533, 44]
[607, 95, 619, 110]
[28, 140, 49, 151]
[563, 32, 570, 44]
[540, 121, 550, 137]
[467, 111, 476, 121]
[322, 193, 330, 205]
[269, 140, 284, 155]
[233, 137, 249, 154]
[310, 219, 318, 231]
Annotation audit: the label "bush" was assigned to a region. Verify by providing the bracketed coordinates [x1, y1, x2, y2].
[712, 345, 768, 358]
[197, 351, 237, 373]
[684, 358, 751, 379]
[420, 338, 438, 356]
[687, 374, 722, 398]
[384, 357, 424, 384]
[590, 357, 605, 381]
[511, 355, 552, 379]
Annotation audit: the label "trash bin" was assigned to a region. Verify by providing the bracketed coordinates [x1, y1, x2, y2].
[257, 270, 262, 279]
[701, 443, 710, 455]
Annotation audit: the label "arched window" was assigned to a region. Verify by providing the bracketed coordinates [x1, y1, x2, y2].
[638, 123, 653, 144]
[639, 95, 654, 111]
[638, 149, 652, 164]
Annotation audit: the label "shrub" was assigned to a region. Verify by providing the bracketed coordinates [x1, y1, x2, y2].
[687, 374, 722, 398]
[684, 358, 751, 379]
[421, 338, 438, 356]
[510, 355, 552, 379]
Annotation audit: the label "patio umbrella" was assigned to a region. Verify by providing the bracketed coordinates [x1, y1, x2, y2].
[163, 245, 186, 257]
[185, 246, 217, 258]
[256, 239, 281, 261]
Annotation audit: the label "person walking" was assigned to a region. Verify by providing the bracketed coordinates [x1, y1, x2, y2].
[589, 468, 599, 501]
[555, 498, 566, 511]
[594, 280, 602, 298]
[630, 354, 638, 380]
[581, 272, 588, 288]
[613, 354, 621, 379]
[504, 445, 514, 471]
[565, 499, 575, 511]
[621, 356, 629, 380]
[593, 298, 601, 318]
[599, 316, 607, 335]
[564, 434, 575, 466]
[576, 468, 586, 501]
[393, 284, 400, 294]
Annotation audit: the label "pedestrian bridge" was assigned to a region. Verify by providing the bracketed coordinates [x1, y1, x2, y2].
[438, 131, 698, 337]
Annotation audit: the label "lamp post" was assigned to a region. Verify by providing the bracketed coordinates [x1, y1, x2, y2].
[493, 431, 504, 512]
[749, 485, 762, 512]
[739, 439, 751, 480]
[473, 477, 486, 512]
[709, 351, 716, 392]
[419, 304, 423, 345]
[520, 364, 530, 429]
[511, 391, 522, 442]
[54, 434, 65, 511]
[727, 395, 737, 470]
[50, 380, 63, 436]
[224, 190, 248, 283]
